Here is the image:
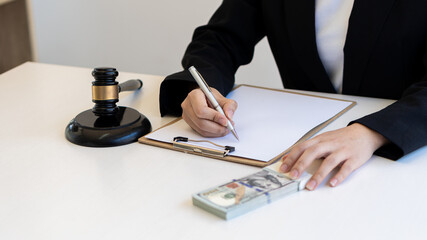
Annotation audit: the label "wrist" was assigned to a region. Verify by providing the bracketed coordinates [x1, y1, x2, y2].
[351, 123, 389, 150]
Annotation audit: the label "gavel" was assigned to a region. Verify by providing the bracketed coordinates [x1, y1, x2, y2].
[65, 67, 152, 147]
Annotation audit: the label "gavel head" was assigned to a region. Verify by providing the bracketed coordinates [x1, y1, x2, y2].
[91, 67, 119, 116]
[65, 67, 152, 147]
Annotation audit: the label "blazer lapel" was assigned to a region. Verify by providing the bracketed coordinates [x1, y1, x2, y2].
[284, 0, 335, 93]
[343, 0, 397, 94]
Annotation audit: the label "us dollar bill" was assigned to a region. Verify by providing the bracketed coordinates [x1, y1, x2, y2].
[192, 168, 311, 219]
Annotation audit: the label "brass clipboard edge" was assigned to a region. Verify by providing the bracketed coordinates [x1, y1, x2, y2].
[236, 84, 356, 105]
[138, 84, 357, 167]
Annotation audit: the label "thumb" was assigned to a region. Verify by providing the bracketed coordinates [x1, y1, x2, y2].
[223, 100, 237, 120]
[211, 88, 238, 120]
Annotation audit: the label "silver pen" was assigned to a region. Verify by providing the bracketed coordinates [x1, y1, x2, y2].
[188, 66, 239, 141]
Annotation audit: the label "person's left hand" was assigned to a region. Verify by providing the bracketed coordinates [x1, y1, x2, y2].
[279, 123, 388, 190]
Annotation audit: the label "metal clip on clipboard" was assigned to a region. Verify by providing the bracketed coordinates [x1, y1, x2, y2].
[172, 137, 235, 158]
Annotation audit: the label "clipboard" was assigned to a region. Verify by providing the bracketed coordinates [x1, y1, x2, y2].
[138, 84, 356, 167]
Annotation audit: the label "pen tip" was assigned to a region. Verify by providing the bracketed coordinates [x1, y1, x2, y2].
[232, 130, 239, 141]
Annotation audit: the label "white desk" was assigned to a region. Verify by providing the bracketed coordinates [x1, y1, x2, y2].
[0, 62, 426, 240]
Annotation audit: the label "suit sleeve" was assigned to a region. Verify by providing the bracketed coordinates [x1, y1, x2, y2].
[159, 0, 265, 116]
[352, 51, 427, 160]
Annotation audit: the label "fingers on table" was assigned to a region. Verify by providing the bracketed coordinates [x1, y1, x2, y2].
[328, 157, 365, 188]
[280, 136, 362, 191]
[307, 152, 348, 190]
[281, 138, 320, 178]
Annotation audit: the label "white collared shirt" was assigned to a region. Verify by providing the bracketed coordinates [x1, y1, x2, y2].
[315, 0, 355, 93]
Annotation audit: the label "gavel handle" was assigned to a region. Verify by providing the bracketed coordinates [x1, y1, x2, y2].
[118, 79, 143, 93]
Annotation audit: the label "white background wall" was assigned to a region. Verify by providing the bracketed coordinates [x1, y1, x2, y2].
[29, 0, 282, 88]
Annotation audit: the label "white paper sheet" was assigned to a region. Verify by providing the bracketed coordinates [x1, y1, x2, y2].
[145, 85, 353, 162]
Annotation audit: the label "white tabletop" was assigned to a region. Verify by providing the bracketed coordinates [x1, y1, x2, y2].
[0, 62, 426, 240]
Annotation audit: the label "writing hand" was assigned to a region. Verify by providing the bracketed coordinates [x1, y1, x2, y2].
[280, 123, 388, 190]
[181, 88, 238, 137]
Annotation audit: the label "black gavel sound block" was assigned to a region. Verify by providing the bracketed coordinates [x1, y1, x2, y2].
[65, 67, 152, 147]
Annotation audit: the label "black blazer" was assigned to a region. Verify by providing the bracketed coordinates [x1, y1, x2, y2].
[160, 0, 427, 160]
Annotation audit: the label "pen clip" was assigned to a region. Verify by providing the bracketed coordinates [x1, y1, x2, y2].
[193, 68, 213, 93]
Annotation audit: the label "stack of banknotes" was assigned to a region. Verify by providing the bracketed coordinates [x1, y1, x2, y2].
[192, 168, 311, 220]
